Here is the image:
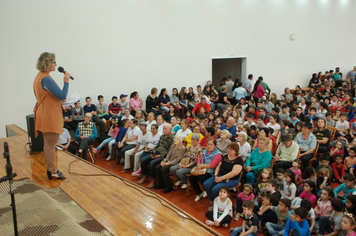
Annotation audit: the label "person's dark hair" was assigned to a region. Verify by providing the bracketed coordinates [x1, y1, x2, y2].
[270, 114, 279, 123]
[260, 127, 270, 137]
[98, 95, 104, 100]
[305, 181, 318, 197]
[300, 199, 312, 211]
[86, 96, 91, 101]
[250, 125, 257, 131]
[285, 170, 296, 185]
[281, 104, 288, 109]
[276, 168, 285, 174]
[227, 75, 232, 79]
[257, 115, 264, 120]
[219, 186, 230, 194]
[294, 207, 308, 220]
[290, 111, 297, 117]
[280, 199, 291, 209]
[346, 195, 356, 209]
[130, 91, 138, 99]
[247, 114, 254, 119]
[151, 124, 159, 130]
[267, 179, 277, 187]
[320, 153, 330, 162]
[267, 194, 279, 206]
[303, 116, 311, 123]
[248, 74, 253, 79]
[74, 100, 80, 105]
[198, 113, 205, 119]
[206, 127, 215, 136]
[215, 109, 222, 118]
[323, 186, 335, 198]
[344, 173, 356, 182]
[208, 139, 217, 146]
[131, 119, 138, 125]
[267, 127, 274, 136]
[252, 79, 262, 94]
[302, 166, 315, 179]
[121, 119, 129, 126]
[242, 200, 254, 210]
[259, 107, 267, 112]
[112, 96, 117, 100]
[331, 197, 344, 211]
[159, 88, 167, 97]
[309, 107, 316, 112]
[350, 146, 356, 154]
[272, 107, 280, 113]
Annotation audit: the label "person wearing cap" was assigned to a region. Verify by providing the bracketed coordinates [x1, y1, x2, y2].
[122, 119, 149, 173]
[118, 94, 128, 110]
[236, 132, 251, 162]
[232, 82, 247, 104]
[262, 96, 274, 114]
[295, 122, 317, 168]
[273, 133, 300, 175]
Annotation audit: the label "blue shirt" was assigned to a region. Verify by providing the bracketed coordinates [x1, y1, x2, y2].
[83, 104, 97, 114]
[158, 95, 170, 105]
[116, 126, 128, 142]
[41, 77, 68, 100]
[219, 124, 237, 141]
[172, 125, 181, 134]
[295, 132, 317, 152]
[334, 183, 355, 202]
[232, 87, 247, 100]
[283, 218, 310, 236]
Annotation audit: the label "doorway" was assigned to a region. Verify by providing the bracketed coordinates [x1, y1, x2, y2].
[211, 57, 247, 89]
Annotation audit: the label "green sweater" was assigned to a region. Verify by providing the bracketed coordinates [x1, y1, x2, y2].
[246, 148, 273, 172]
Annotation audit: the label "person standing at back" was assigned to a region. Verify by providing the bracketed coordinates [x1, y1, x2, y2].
[244, 74, 253, 101]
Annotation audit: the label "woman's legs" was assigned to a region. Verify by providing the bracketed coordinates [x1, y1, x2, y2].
[96, 137, 114, 150]
[160, 106, 169, 112]
[43, 132, 60, 174]
[175, 167, 193, 184]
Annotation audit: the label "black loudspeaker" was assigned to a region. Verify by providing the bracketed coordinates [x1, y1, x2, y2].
[26, 114, 43, 152]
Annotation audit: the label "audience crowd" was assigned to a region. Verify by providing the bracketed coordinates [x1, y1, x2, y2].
[58, 66, 356, 236]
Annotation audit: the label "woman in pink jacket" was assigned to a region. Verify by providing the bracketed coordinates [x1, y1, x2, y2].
[252, 79, 265, 105]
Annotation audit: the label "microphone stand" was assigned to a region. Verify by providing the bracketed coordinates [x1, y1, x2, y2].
[0, 142, 18, 236]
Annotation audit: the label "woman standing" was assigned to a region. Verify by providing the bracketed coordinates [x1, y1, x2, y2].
[33, 52, 70, 180]
[252, 79, 265, 105]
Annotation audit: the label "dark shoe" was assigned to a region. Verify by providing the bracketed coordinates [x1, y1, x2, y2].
[75, 152, 81, 157]
[163, 187, 173, 193]
[47, 170, 66, 180]
[153, 185, 165, 189]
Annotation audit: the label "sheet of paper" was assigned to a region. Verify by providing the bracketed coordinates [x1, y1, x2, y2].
[62, 92, 83, 108]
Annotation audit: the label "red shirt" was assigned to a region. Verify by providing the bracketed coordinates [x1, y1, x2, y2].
[192, 102, 210, 115]
[331, 162, 345, 180]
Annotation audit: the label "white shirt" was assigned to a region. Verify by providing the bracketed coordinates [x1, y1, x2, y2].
[146, 120, 157, 132]
[175, 128, 192, 141]
[121, 114, 134, 121]
[158, 124, 164, 135]
[335, 120, 349, 131]
[147, 132, 162, 149]
[243, 120, 256, 127]
[137, 131, 150, 149]
[266, 123, 281, 135]
[58, 128, 71, 144]
[237, 142, 251, 158]
[125, 126, 141, 145]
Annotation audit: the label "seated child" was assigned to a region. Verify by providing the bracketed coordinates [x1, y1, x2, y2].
[275, 168, 286, 197]
[283, 207, 310, 236]
[346, 195, 356, 215]
[330, 141, 345, 162]
[289, 159, 303, 187]
[264, 199, 291, 236]
[325, 112, 335, 127]
[345, 147, 356, 172]
[314, 186, 334, 220]
[266, 179, 281, 199]
[205, 186, 232, 228]
[334, 173, 356, 203]
[341, 214, 356, 236]
[332, 154, 345, 183]
[229, 201, 259, 236]
[243, 114, 256, 127]
[257, 194, 279, 229]
[256, 115, 266, 131]
[318, 197, 345, 236]
[281, 170, 297, 201]
[316, 167, 331, 197]
[249, 125, 258, 140]
[235, 183, 255, 221]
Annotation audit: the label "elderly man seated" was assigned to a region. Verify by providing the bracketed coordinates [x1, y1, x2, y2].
[75, 113, 98, 160]
[272, 133, 300, 176]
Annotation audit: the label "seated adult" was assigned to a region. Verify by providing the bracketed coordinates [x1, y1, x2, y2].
[115, 119, 140, 165]
[138, 124, 174, 188]
[236, 132, 251, 162]
[158, 88, 171, 113]
[245, 137, 272, 185]
[83, 96, 105, 136]
[295, 122, 317, 168]
[171, 88, 185, 119]
[192, 97, 210, 117]
[272, 133, 300, 176]
[146, 87, 161, 115]
[218, 117, 237, 141]
[62, 106, 77, 131]
[121, 108, 134, 121]
[164, 105, 178, 122]
[122, 119, 149, 173]
[57, 127, 76, 154]
[170, 116, 181, 135]
[185, 125, 204, 147]
[129, 91, 143, 117]
[203, 142, 243, 202]
[175, 119, 192, 141]
[75, 113, 98, 160]
[313, 118, 330, 153]
[199, 127, 216, 148]
[252, 128, 273, 152]
[217, 130, 231, 156]
[216, 85, 230, 111]
[190, 139, 222, 202]
[170, 133, 203, 189]
[155, 136, 186, 193]
[146, 112, 157, 132]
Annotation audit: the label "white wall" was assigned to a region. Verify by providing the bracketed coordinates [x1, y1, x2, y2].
[0, 0, 355, 138]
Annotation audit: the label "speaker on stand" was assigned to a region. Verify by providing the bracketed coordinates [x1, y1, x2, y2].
[26, 114, 43, 153]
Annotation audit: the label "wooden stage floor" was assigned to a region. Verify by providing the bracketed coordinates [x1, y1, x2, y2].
[0, 134, 221, 236]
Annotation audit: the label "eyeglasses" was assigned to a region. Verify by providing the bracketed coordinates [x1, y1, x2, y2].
[52, 61, 57, 64]
[85, 116, 91, 118]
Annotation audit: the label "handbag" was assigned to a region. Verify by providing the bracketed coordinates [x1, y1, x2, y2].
[190, 166, 207, 176]
[180, 156, 191, 166]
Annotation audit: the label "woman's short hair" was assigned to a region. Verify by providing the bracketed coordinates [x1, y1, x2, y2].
[151, 87, 158, 95]
[259, 136, 270, 145]
[36, 52, 55, 72]
[221, 129, 231, 138]
[228, 142, 239, 156]
[191, 133, 201, 141]
[208, 139, 217, 146]
[221, 85, 227, 91]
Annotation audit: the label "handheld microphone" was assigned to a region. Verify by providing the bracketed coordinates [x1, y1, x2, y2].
[58, 66, 74, 80]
